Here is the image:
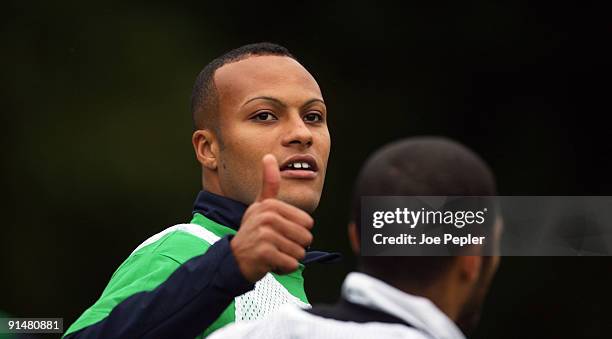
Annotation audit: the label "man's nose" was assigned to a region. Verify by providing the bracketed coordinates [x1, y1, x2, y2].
[281, 114, 313, 148]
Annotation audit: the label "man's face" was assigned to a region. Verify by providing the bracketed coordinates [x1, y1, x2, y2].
[457, 217, 503, 334]
[212, 55, 330, 212]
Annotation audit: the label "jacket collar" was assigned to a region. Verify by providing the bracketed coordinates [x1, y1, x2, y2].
[192, 190, 247, 231]
[342, 272, 465, 339]
[192, 190, 341, 265]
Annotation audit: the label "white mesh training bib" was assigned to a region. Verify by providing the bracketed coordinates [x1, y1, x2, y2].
[235, 273, 310, 321]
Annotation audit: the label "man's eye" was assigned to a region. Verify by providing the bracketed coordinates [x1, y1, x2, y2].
[252, 112, 277, 121]
[304, 113, 323, 122]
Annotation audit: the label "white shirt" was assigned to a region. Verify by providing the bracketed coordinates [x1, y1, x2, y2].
[209, 272, 466, 339]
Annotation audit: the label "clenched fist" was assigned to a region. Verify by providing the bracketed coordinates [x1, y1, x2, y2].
[230, 154, 314, 282]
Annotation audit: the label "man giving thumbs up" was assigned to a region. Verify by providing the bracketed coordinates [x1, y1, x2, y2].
[232, 154, 316, 281]
[64, 43, 334, 339]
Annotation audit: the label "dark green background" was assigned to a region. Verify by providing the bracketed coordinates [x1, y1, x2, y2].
[2, 1, 610, 338]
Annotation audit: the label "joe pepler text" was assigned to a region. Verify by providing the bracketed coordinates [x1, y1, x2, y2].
[372, 233, 485, 246]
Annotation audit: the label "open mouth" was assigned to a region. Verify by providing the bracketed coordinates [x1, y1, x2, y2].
[279, 155, 319, 178]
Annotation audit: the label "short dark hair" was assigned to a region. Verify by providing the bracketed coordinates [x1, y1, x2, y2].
[352, 136, 498, 286]
[190, 42, 296, 131]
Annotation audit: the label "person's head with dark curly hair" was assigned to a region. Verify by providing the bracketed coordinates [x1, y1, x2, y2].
[348, 136, 503, 335]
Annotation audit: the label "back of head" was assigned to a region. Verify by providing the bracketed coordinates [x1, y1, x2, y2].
[351, 136, 497, 287]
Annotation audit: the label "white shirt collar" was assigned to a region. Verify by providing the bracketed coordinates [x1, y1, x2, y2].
[342, 272, 466, 339]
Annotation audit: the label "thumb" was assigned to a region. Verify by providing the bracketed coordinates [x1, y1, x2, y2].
[256, 154, 280, 202]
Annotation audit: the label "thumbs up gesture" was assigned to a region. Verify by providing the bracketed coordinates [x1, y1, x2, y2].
[230, 154, 314, 282]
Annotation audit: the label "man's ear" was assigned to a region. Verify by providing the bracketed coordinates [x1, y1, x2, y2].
[192, 129, 219, 170]
[348, 222, 360, 255]
[458, 255, 482, 283]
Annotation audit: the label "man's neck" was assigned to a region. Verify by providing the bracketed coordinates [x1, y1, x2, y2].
[369, 273, 465, 323]
[403, 280, 463, 323]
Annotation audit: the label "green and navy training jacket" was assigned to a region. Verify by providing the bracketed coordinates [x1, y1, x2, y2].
[63, 191, 340, 338]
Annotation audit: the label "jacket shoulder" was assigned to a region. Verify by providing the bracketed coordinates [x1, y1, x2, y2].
[129, 223, 219, 264]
